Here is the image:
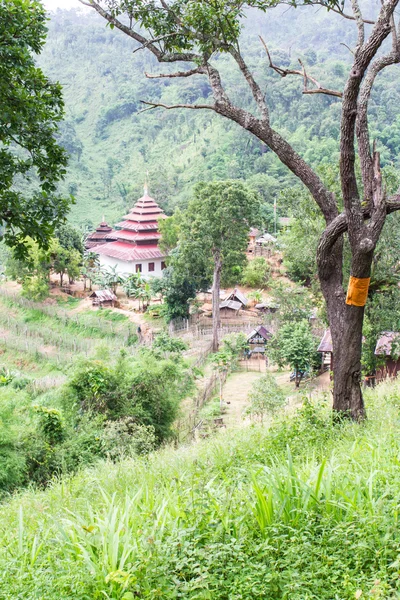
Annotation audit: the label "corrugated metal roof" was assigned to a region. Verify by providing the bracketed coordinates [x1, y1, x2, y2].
[375, 331, 400, 356]
[92, 242, 166, 262]
[90, 289, 117, 301]
[225, 288, 248, 306]
[317, 329, 333, 353]
[247, 325, 272, 342]
[220, 300, 242, 311]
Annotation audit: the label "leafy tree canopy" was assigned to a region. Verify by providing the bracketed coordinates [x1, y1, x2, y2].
[0, 0, 70, 257]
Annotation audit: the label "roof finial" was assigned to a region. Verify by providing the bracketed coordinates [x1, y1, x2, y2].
[102, 215, 105, 223]
[144, 169, 149, 196]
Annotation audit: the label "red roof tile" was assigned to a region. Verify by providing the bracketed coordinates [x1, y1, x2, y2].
[92, 241, 166, 262]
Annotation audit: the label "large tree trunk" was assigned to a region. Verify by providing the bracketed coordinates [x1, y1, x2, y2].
[329, 303, 366, 420]
[318, 240, 370, 421]
[212, 252, 222, 352]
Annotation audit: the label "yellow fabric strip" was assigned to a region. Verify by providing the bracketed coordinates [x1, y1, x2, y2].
[345, 276, 371, 307]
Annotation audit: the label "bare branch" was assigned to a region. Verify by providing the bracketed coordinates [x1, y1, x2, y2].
[318, 191, 400, 278]
[79, 0, 201, 63]
[132, 33, 181, 55]
[260, 37, 343, 98]
[351, 0, 365, 52]
[340, 0, 399, 236]
[139, 100, 216, 113]
[312, 1, 375, 24]
[229, 46, 269, 121]
[145, 66, 207, 79]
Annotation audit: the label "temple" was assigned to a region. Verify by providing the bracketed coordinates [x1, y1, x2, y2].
[90, 186, 168, 278]
[85, 219, 116, 250]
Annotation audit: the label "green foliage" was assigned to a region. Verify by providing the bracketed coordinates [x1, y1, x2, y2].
[34, 405, 64, 445]
[270, 280, 315, 324]
[3, 382, 400, 597]
[0, 0, 70, 257]
[67, 360, 120, 415]
[101, 418, 156, 459]
[152, 331, 188, 356]
[161, 262, 198, 322]
[241, 258, 271, 287]
[246, 373, 286, 422]
[180, 180, 261, 281]
[158, 209, 182, 254]
[269, 320, 316, 384]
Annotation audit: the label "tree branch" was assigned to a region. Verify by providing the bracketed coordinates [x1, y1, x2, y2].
[79, 0, 201, 63]
[260, 36, 343, 98]
[356, 14, 400, 202]
[318, 192, 400, 278]
[229, 46, 270, 121]
[145, 66, 207, 79]
[340, 0, 399, 245]
[139, 100, 216, 113]
[312, 1, 375, 24]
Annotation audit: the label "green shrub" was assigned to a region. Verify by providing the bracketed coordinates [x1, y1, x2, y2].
[245, 373, 286, 422]
[241, 258, 271, 287]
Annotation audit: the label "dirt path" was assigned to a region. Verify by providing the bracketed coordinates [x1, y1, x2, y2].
[221, 369, 331, 430]
[222, 370, 264, 428]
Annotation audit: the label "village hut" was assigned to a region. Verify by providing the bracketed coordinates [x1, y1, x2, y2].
[90, 289, 117, 307]
[317, 328, 333, 372]
[246, 325, 272, 356]
[374, 332, 400, 381]
[248, 228, 261, 254]
[224, 288, 248, 307]
[256, 233, 277, 246]
[255, 301, 279, 314]
[248, 228, 261, 245]
[85, 220, 116, 250]
[219, 299, 242, 318]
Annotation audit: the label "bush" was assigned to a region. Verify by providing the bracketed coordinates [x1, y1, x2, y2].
[245, 373, 286, 423]
[101, 418, 156, 459]
[241, 258, 270, 287]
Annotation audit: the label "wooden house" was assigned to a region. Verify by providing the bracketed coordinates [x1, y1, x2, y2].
[219, 299, 242, 318]
[255, 302, 279, 314]
[317, 328, 333, 372]
[224, 288, 248, 308]
[256, 233, 277, 246]
[246, 325, 272, 355]
[374, 332, 400, 381]
[248, 228, 261, 246]
[90, 289, 117, 307]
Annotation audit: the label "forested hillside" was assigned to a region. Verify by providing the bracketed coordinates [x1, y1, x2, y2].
[41, 3, 400, 227]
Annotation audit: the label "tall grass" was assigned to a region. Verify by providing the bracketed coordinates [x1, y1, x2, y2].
[1, 381, 400, 598]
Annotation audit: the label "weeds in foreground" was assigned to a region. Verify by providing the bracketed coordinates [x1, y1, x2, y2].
[1, 382, 400, 598]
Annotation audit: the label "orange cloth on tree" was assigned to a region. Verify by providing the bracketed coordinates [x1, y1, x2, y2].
[345, 276, 370, 307]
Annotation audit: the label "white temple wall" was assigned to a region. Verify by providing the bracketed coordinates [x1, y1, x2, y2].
[99, 254, 164, 279]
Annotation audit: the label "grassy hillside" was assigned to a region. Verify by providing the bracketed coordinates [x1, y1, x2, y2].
[39, 5, 400, 228]
[1, 380, 400, 599]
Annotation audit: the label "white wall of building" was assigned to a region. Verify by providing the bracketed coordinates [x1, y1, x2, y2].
[99, 254, 165, 279]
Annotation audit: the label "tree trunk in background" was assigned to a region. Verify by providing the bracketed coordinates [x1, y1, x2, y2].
[212, 252, 222, 352]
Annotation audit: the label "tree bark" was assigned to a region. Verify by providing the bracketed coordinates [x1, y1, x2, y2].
[318, 242, 369, 421]
[212, 251, 222, 352]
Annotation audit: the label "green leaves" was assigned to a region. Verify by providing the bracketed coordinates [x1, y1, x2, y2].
[0, 0, 70, 257]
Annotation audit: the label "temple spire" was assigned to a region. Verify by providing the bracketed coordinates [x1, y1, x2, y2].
[144, 169, 149, 196]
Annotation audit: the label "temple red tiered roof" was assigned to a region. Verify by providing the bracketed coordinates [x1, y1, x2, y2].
[91, 187, 166, 262]
[85, 220, 116, 250]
